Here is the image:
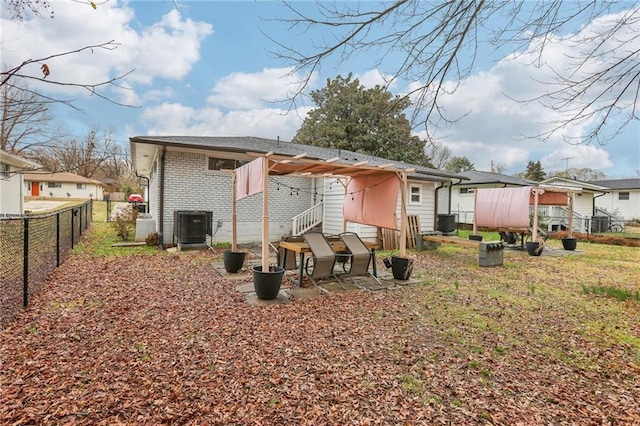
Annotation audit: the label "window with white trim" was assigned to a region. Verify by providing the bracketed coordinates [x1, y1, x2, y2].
[0, 162, 7, 179]
[459, 187, 475, 195]
[77, 183, 86, 189]
[207, 157, 248, 171]
[409, 184, 422, 205]
[619, 192, 630, 201]
[47, 182, 61, 188]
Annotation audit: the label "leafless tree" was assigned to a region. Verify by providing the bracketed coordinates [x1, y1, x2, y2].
[424, 140, 451, 170]
[2, 0, 136, 110]
[0, 78, 63, 154]
[270, 1, 639, 145]
[29, 126, 122, 178]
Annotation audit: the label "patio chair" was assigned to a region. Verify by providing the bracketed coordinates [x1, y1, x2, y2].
[339, 232, 382, 286]
[303, 232, 344, 289]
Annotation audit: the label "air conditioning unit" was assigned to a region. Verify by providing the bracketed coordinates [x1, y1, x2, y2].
[174, 211, 213, 247]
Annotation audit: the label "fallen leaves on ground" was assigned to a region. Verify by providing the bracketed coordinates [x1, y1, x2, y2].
[1, 232, 639, 425]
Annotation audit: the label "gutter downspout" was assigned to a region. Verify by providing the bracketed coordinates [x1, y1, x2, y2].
[159, 146, 166, 249]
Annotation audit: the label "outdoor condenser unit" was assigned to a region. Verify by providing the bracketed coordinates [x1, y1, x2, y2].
[173, 211, 213, 245]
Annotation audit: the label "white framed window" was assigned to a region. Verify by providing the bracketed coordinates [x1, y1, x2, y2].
[459, 187, 475, 195]
[207, 157, 248, 171]
[619, 192, 630, 201]
[47, 182, 61, 188]
[77, 183, 86, 189]
[0, 162, 7, 179]
[409, 184, 422, 205]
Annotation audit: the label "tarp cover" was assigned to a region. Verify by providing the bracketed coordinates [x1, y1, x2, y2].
[475, 187, 532, 228]
[343, 174, 399, 230]
[235, 158, 263, 201]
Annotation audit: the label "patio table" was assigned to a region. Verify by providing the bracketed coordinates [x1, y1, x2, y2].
[278, 239, 379, 287]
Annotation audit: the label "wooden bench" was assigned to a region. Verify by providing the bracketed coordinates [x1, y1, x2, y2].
[416, 233, 505, 267]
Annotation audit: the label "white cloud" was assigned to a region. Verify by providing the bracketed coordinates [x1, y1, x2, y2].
[140, 102, 307, 140]
[1, 2, 212, 102]
[403, 7, 639, 175]
[354, 69, 396, 89]
[206, 67, 316, 110]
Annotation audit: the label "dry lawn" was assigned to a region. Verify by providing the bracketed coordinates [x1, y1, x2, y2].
[1, 227, 639, 425]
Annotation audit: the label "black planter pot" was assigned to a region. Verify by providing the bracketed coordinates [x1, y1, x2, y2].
[223, 250, 246, 273]
[561, 237, 577, 251]
[252, 266, 284, 300]
[469, 235, 483, 241]
[526, 241, 543, 256]
[391, 256, 414, 280]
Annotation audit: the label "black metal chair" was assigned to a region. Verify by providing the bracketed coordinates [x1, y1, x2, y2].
[339, 232, 382, 286]
[303, 232, 344, 289]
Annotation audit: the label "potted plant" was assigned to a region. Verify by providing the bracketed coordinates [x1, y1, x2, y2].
[223, 248, 246, 273]
[561, 235, 577, 250]
[526, 240, 544, 256]
[252, 265, 285, 299]
[391, 255, 414, 280]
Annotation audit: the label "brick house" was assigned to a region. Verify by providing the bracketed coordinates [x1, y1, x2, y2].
[129, 136, 463, 246]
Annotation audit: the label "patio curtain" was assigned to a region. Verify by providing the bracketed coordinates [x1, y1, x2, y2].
[235, 158, 263, 201]
[343, 174, 399, 230]
[475, 187, 532, 228]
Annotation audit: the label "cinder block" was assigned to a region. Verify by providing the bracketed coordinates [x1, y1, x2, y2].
[478, 241, 504, 267]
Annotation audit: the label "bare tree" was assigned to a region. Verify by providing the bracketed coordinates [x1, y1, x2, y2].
[1, 0, 136, 110]
[424, 140, 451, 170]
[270, 1, 639, 145]
[0, 77, 64, 154]
[29, 126, 121, 177]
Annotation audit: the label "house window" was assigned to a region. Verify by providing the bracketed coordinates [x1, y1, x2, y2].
[207, 157, 247, 171]
[48, 182, 61, 188]
[459, 188, 475, 195]
[0, 162, 7, 179]
[409, 185, 421, 205]
[619, 192, 630, 201]
[77, 183, 86, 189]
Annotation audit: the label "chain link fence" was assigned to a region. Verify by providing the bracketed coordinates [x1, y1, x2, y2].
[0, 200, 92, 327]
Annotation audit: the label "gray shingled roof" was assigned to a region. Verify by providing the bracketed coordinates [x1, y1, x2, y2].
[130, 135, 465, 181]
[590, 178, 640, 190]
[451, 170, 534, 186]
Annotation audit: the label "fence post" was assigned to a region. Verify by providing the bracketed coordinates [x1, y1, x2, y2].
[56, 212, 61, 267]
[71, 208, 75, 249]
[23, 218, 29, 308]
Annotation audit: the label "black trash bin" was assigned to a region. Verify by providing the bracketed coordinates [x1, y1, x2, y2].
[437, 214, 456, 233]
[591, 216, 609, 233]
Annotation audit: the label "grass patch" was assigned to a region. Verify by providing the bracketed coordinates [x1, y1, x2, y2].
[73, 222, 158, 257]
[581, 284, 640, 301]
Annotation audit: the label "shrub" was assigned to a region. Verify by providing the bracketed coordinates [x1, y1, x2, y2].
[111, 204, 138, 241]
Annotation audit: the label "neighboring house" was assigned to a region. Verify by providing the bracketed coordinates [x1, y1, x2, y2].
[23, 172, 105, 200]
[590, 178, 640, 221]
[450, 171, 609, 233]
[538, 177, 609, 232]
[0, 149, 41, 215]
[450, 171, 534, 225]
[129, 136, 464, 246]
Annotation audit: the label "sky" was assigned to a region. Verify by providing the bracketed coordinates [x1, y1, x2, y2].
[2, 0, 639, 178]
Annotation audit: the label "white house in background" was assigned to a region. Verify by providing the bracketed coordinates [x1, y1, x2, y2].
[0, 150, 41, 215]
[590, 178, 640, 221]
[129, 136, 464, 247]
[450, 171, 535, 225]
[450, 171, 609, 233]
[23, 172, 105, 200]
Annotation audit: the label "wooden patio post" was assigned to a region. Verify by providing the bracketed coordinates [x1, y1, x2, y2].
[262, 155, 270, 272]
[473, 189, 478, 235]
[231, 171, 238, 252]
[532, 187, 540, 241]
[567, 192, 574, 237]
[399, 172, 408, 258]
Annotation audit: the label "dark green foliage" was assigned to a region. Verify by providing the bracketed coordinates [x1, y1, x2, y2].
[292, 74, 432, 167]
